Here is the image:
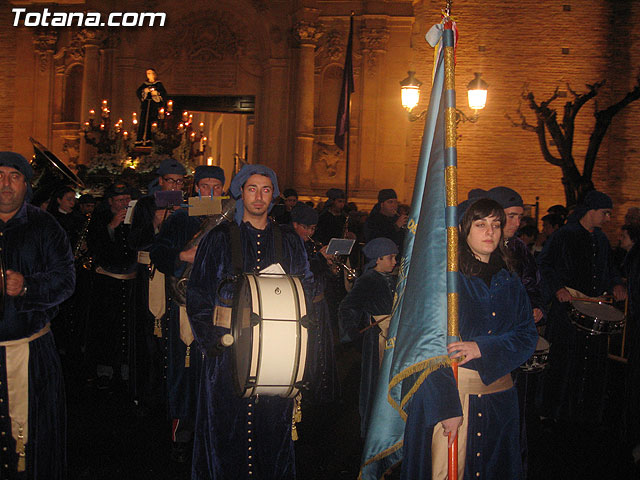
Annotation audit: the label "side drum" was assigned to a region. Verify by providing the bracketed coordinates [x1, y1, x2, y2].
[231, 272, 308, 398]
[519, 336, 550, 373]
[569, 300, 625, 335]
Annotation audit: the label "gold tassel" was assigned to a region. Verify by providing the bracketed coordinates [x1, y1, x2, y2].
[185, 346, 190, 368]
[291, 393, 302, 441]
[16, 424, 25, 472]
[154, 318, 162, 338]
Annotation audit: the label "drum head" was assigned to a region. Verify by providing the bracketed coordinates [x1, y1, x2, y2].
[536, 336, 550, 352]
[571, 300, 625, 322]
[231, 276, 254, 396]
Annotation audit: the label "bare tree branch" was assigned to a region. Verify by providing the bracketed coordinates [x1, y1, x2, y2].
[584, 75, 640, 179]
[560, 81, 604, 158]
[504, 103, 537, 132]
[536, 120, 564, 167]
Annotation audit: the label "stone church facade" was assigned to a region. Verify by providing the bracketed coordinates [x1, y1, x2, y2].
[0, 0, 638, 231]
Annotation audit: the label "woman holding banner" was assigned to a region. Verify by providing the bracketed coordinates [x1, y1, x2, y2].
[401, 198, 537, 479]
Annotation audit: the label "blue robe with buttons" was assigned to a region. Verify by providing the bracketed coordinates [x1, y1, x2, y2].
[401, 269, 537, 480]
[0, 203, 75, 479]
[338, 269, 395, 438]
[149, 209, 203, 424]
[537, 220, 622, 423]
[186, 219, 313, 480]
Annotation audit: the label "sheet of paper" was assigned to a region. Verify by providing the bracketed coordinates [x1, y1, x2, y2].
[260, 263, 286, 275]
[124, 200, 137, 224]
[188, 196, 223, 216]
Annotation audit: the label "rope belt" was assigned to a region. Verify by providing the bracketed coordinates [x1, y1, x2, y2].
[0, 323, 53, 472]
[95, 266, 137, 280]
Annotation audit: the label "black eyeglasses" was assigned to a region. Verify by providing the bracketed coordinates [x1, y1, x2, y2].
[162, 177, 185, 185]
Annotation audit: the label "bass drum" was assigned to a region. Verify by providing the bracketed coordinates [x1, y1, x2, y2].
[231, 272, 308, 398]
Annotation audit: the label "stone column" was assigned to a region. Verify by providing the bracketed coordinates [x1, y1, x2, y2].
[292, 16, 321, 186]
[79, 30, 102, 125]
[78, 29, 103, 164]
[357, 18, 389, 191]
[32, 29, 58, 146]
[99, 35, 119, 106]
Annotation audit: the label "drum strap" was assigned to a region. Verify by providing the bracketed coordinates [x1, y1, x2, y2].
[228, 221, 284, 275]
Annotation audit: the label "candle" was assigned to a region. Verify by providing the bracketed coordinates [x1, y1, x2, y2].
[202, 136, 207, 147]
[151, 122, 158, 132]
[158, 108, 165, 120]
[102, 99, 108, 106]
[132, 112, 138, 125]
[89, 109, 95, 120]
[207, 156, 213, 166]
[100, 123, 105, 130]
[182, 111, 188, 121]
[167, 100, 173, 112]
[83, 121, 90, 132]
[190, 132, 196, 141]
[123, 131, 129, 139]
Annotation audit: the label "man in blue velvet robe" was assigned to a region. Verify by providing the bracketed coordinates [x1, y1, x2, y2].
[149, 165, 225, 463]
[287, 204, 340, 405]
[86, 182, 137, 388]
[186, 165, 313, 480]
[339, 237, 398, 438]
[0, 152, 75, 479]
[537, 190, 626, 424]
[129, 159, 186, 411]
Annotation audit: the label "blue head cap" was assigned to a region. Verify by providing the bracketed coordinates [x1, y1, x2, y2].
[0, 152, 33, 181]
[362, 237, 399, 271]
[229, 164, 280, 224]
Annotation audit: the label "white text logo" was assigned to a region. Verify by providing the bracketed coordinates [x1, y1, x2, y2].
[12, 8, 166, 27]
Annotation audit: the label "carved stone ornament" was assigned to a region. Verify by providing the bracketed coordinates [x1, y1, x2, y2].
[321, 29, 344, 62]
[76, 28, 106, 47]
[62, 136, 81, 168]
[312, 141, 343, 179]
[33, 29, 58, 72]
[158, 12, 249, 63]
[359, 28, 389, 73]
[292, 21, 322, 46]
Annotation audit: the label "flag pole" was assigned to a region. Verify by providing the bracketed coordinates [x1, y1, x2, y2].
[345, 10, 354, 200]
[442, 0, 460, 478]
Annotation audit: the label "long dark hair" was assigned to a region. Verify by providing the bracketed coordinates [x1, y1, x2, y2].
[46, 185, 75, 214]
[459, 198, 515, 276]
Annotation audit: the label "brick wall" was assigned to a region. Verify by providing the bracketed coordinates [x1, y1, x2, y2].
[410, 0, 640, 237]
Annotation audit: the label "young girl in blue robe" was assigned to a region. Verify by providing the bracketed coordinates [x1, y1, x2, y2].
[401, 198, 537, 479]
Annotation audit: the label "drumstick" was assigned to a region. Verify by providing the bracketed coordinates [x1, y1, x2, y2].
[570, 296, 612, 304]
[359, 316, 389, 334]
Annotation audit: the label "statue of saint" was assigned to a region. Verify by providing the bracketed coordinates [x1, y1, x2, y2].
[136, 68, 167, 145]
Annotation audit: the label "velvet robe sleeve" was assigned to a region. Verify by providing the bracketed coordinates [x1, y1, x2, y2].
[0, 205, 75, 340]
[338, 270, 394, 343]
[19, 210, 75, 313]
[149, 209, 199, 277]
[129, 195, 157, 251]
[186, 226, 232, 357]
[510, 236, 545, 314]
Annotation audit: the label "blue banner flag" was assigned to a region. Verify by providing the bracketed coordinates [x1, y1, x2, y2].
[359, 26, 450, 480]
[334, 14, 354, 150]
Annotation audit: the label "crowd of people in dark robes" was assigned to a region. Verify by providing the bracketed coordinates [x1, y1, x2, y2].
[4, 144, 640, 480]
